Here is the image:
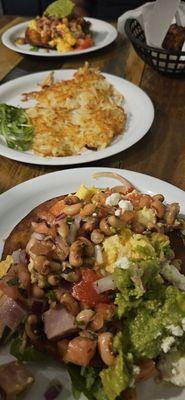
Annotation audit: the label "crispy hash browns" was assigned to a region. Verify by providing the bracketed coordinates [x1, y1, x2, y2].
[25, 64, 126, 157]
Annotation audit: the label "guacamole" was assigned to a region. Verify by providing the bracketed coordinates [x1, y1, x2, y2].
[44, 0, 74, 18]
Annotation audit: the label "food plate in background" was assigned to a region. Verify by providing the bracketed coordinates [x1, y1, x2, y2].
[0, 166, 185, 400]
[2, 18, 117, 57]
[0, 70, 154, 165]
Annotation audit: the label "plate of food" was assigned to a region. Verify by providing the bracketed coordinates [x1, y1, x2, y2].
[0, 166, 185, 400]
[2, 0, 117, 56]
[0, 64, 154, 165]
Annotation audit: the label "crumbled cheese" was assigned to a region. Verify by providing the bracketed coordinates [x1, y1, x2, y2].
[167, 325, 183, 337]
[116, 256, 129, 269]
[161, 262, 185, 291]
[161, 336, 175, 353]
[118, 200, 133, 213]
[92, 212, 97, 217]
[105, 193, 121, 206]
[115, 209, 121, 217]
[158, 350, 185, 386]
[181, 318, 185, 331]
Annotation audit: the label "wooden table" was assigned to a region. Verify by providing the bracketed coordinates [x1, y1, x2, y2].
[0, 15, 185, 194]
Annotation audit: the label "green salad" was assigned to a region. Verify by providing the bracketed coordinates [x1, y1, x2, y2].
[0, 104, 34, 151]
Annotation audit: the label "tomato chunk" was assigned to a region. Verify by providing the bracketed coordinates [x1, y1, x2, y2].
[77, 35, 93, 50]
[72, 268, 109, 307]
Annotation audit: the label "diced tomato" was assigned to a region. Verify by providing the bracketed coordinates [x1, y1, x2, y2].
[127, 191, 141, 207]
[77, 36, 93, 50]
[0, 281, 23, 302]
[72, 268, 109, 307]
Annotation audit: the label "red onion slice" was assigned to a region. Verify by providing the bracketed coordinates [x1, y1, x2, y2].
[12, 249, 21, 264]
[92, 172, 135, 192]
[32, 232, 45, 241]
[19, 250, 28, 265]
[68, 222, 77, 244]
[93, 275, 115, 293]
[44, 380, 62, 400]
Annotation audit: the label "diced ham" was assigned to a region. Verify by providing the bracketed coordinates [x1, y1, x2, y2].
[0, 293, 27, 330]
[63, 337, 97, 366]
[44, 306, 77, 340]
[0, 361, 34, 398]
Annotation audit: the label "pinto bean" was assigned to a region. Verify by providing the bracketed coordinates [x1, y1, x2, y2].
[57, 221, 69, 240]
[32, 284, 44, 299]
[89, 312, 104, 331]
[92, 192, 107, 205]
[63, 337, 97, 366]
[99, 218, 112, 236]
[91, 229, 104, 244]
[69, 237, 94, 267]
[76, 309, 95, 326]
[60, 293, 80, 315]
[152, 194, 164, 202]
[98, 332, 115, 366]
[120, 210, 135, 223]
[132, 221, 145, 233]
[63, 203, 82, 216]
[80, 203, 96, 217]
[55, 237, 69, 261]
[82, 217, 98, 232]
[164, 203, 180, 226]
[151, 200, 166, 218]
[31, 221, 57, 238]
[64, 195, 80, 205]
[138, 195, 152, 209]
[107, 215, 125, 229]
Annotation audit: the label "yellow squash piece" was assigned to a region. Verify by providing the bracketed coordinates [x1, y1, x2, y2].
[0, 255, 13, 279]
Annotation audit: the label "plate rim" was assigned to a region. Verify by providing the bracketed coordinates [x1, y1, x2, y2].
[0, 69, 154, 166]
[2, 17, 118, 57]
[0, 166, 184, 204]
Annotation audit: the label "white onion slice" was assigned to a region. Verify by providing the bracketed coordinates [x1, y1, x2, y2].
[92, 172, 135, 192]
[68, 222, 77, 244]
[74, 215, 82, 229]
[94, 245, 104, 265]
[93, 275, 115, 293]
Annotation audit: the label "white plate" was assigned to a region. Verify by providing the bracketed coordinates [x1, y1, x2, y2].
[2, 18, 117, 57]
[0, 167, 185, 400]
[0, 70, 154, 165]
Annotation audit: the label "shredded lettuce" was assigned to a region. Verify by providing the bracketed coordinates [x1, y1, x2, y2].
[67, 364, 106, 400]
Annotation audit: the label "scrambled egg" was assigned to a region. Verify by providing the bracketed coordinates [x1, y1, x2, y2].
[76, 184, 100, 201]
[0, 255, 13, 278]
[103, 231, 132, 273]
[25, 64, 126, 157]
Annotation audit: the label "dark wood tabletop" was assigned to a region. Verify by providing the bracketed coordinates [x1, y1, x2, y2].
[0, 15, 185, 194]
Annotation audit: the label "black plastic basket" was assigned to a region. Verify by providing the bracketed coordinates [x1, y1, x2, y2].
[125, 18, 185, 75]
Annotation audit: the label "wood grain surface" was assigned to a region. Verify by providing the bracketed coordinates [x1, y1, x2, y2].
[0, 16, 184, 195]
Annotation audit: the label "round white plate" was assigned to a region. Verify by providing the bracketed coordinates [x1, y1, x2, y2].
[2, 18, 117, 57]
[0, 167, 185, 400]
[0, 70, 154, 165]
